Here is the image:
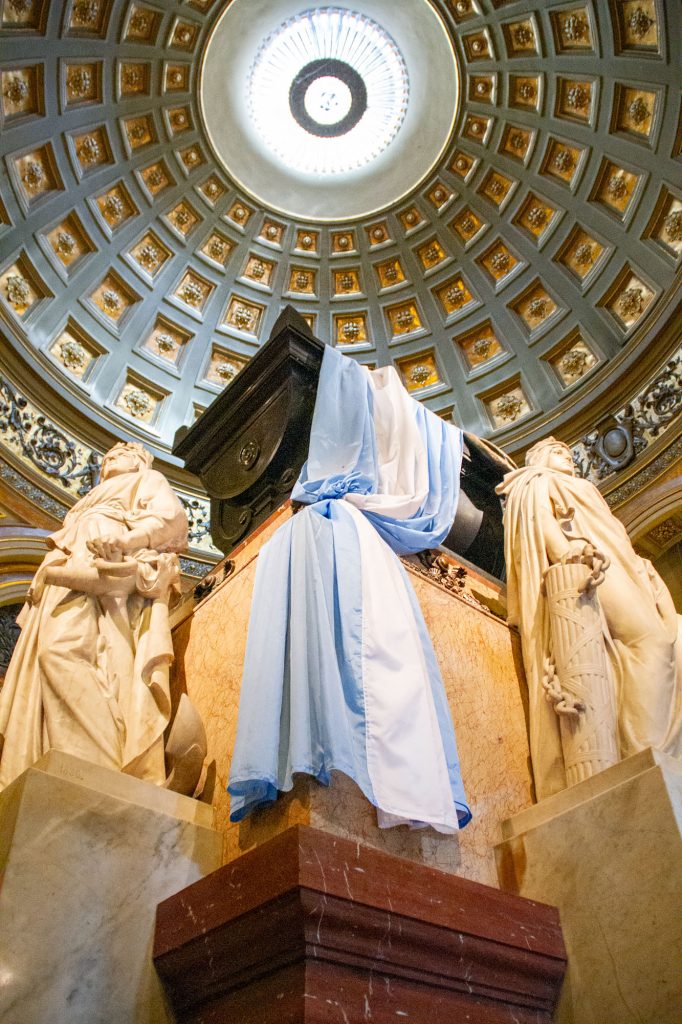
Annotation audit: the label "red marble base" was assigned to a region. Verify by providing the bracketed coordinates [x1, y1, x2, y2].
[154, 825, 565, 1023]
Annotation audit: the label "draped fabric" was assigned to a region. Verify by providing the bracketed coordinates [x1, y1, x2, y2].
[228, 346, 471, 832]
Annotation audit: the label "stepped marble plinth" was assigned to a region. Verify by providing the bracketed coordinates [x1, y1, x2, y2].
[0, 750, 222, 1024]
[496, 748, 682, 1024]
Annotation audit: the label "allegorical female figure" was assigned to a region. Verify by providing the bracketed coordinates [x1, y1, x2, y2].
[498, 437, 682, 798]
[0, 442, 188, 790]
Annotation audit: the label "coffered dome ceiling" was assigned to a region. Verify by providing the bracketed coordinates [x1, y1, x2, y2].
[0, 0, 680, 470]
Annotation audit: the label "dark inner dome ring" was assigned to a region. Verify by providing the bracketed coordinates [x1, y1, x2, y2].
[289, 59, 368, 138]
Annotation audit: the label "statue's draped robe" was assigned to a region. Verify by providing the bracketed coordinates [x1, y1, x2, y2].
[499, 465, 682, 798]
[228, 346, 470, 833]
[0, 468, 187, 789]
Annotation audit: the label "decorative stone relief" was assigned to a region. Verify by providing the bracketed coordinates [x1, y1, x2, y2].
[504, 19, 537, 56]
[295, 229, 318, 252]
[132, 234, 169, 276]
[1, 65, 40, 122]
[480, 171, 514, 206]
[15, 146, 61, 203]
[223, 296, 262, 334]
[0, 375, 100, 493]
[5, 273, 30, 309]
[556, 79, 593, 123]
[56, 336, 89, 374]
[167, 201, 201, 237]
[544, 139, 583, 185]
[386, 300, 422, 337]
[205, 347, 246, 388]
[170, 19, 199, 51]
[199, 176, 225, 205]
[260, 220, 285, 246]
[463, 29, 492, 60]
[435, 275, 473, 316]
[510, 75, 541, 109]
[66, 63, 98, 103]
[176, 275, 210, 311]
[333, 268, 361, 294]
[464, 115, 490, 142]
[179, 145, 205, 172]
[551, 8, 593, 51]
[451, 207, 485, 242]
[120, 62, 148, 96]
[124, 115, 154, 149]
[69, 0, 106, 34]
[168, 106, 191, 135]
[416, 239, 446, 270]
[572, 351, 681, 482]
[90, 272, 137, 325]
[366, 222, 390, 246]
[592, 159, 641, 218]
[398, 206, 424, 232]
[125, 4, 159, 43]
[557, 345, 595, 384]
[289, 267, 316, 294]
[501, 125, 532, 161]
[603, 269, 654, 330]
[95, 183, 136, 230]
[449, 151, 477, 179]
[557, 226, 606, 282]
[397, 353, 440, 392]
[201, 232, 233, 267]
[374, 258, 405, 289]
[479, 241, 519, 283]
[455, 321, 503, 370]
[334, 314, 368, 345]
[244, 254, 275, 287]
[330, 231, 356, 254]
[492, 391, 525, 425]
[225, 200, 254, 228]
[145, 318, 191, 364]
[511, 282, 558, 333]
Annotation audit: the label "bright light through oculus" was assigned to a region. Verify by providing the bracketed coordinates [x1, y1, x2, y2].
[247, 8, 409, 175]
[304, 76, 352, 124]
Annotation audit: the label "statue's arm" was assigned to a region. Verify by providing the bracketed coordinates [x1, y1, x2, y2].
[126, 470, 188, 552]
[538, 504, 575, 564]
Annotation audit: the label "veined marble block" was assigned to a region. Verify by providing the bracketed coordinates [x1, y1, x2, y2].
[0, 750, 221, 1024]
[496, 748, 682, 1024]
[171, 502, 534, 887]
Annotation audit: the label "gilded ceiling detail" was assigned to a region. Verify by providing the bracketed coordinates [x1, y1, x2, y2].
[0, 0, 680, 474]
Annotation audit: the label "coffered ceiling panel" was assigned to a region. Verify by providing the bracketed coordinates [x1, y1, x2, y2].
[0, 0, 680, 465]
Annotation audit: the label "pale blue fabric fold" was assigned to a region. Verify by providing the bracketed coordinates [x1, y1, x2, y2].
[228, 346, 471, 829]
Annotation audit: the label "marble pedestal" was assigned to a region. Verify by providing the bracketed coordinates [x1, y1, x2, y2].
[495, 748, 682, 1024]
[0, 751, 222, 1024]
[155, 824, 566, 1024]
[172, 503, 534, 888]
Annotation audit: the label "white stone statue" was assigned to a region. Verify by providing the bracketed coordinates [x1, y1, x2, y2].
[497, 437, 682, 798]
[0, 442, 190, 791]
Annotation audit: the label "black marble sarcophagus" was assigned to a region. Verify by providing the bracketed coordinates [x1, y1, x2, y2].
[174, 307, 509, 579]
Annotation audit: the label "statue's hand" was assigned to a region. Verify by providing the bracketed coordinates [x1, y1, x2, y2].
[87, 534, 125, 562]
[87, 528, 150, 562]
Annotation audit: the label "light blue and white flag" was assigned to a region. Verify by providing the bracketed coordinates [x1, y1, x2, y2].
[228, 346, 471, 832]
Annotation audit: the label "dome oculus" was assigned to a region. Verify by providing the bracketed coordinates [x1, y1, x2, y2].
[247, 8, 409, 174]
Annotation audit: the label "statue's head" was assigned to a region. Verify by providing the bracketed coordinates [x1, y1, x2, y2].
[525, 437, 575, 476]
[101, 442, 153, 480]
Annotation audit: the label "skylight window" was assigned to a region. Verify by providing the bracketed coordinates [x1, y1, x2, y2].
[247, 7, 409, 175]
